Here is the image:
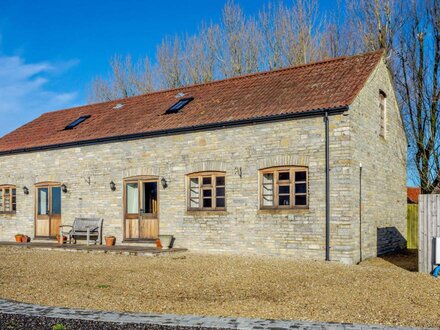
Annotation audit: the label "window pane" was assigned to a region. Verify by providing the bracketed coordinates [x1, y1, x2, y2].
[295, 195, 307, 205]
[279, 195, 290, 206]
[279, 185, 290, 194]
[202, 177, 212, 185]
[216, 187, 225, 197]
[190, 177, 199, 188]
[295, 183, 307, 194]
[12, 189, 16, 211]
[216, 197, 225, 208]
[51, 187, 61, 215]
[0, 190, 2, 209]
[295, 171, 307, 181]
[203, 198, 212, 208]
[216, 176, 225, 186]
[190, 198, 199, 208]
[203, 189, 212, 197]
[279, 172, 290, 181]
[263, 173, 273, 184]
[38, 188, 49, 215]
[126, 183, 139, 214]
[263, 195, 274, 206]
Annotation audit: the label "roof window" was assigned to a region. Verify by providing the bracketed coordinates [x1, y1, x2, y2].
[165, 97, 193, 114]
[64, 115, 91, 130]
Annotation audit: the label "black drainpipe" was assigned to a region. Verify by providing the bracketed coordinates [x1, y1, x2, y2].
[324, 111, 330, 261]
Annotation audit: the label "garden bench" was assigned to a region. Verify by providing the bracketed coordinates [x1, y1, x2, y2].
[59, 217, 103, 245]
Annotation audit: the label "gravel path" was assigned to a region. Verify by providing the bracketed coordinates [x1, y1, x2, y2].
[0, 247, 438, 328]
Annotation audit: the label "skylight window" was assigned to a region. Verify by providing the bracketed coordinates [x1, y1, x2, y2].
[165, 97, 194, 114]
[64, 115, 91, 130]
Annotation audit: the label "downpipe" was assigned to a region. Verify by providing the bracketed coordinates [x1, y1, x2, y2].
[324, 111, 330, 261]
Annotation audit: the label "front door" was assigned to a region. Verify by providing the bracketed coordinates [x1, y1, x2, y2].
[124, 178, 159, 240]
[35, 184, 61, 238]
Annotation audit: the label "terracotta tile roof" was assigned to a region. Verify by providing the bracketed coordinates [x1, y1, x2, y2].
[407, 187, 421, 204]
[0, 50, 384, 154]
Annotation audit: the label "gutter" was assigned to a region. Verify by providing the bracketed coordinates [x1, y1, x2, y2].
[0, 106, 348, 156]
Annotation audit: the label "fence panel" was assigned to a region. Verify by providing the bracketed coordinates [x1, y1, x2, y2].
[418, 194, 440, 273]
[407, 204, 418, 249]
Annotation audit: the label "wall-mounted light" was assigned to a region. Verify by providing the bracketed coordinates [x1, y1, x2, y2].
[23, 186, 29, 195]
[61, 184, 68, 193]
[234, 167, 243, 178]
[161, 177, 168, 189]
[110, 181, 116, 191]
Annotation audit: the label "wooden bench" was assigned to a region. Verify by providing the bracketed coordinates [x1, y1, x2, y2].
[59, 218, 103, 245]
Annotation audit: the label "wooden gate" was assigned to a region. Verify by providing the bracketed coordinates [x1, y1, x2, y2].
[419, 194, 440, 273]
[407, 204, 418, 249]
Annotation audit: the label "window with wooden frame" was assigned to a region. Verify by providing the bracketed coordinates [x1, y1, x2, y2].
[379, 90, 387, 137]
[187, 172, 226, 211]
[0, 185, 16, 213]
[260, 167, 308, 209]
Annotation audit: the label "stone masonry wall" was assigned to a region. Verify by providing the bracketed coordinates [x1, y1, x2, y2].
[0, 113, 357, 263]
[349, 60, 407, 261]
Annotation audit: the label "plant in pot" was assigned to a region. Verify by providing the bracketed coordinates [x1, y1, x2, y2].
[158, 235, 174, 249]
[56, 234, 67, 244]
[105, 236, 116, 246]
[21, 235, 30, 243]
[15, 234, 24, 243]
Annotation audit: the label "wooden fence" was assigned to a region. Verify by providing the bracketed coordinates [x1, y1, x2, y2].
[407, 204, 418, 249]
[419, 194, 440, 273]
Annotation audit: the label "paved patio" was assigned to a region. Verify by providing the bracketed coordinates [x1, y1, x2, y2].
[0, 241, 187, 256]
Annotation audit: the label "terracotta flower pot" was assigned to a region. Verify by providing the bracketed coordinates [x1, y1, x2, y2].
[155, 239, 163, 249]
[56, 234, 67, 244]
[105, 236, 116, 246]
[15, 235, 23, 243]
[22, 235, 29, 243]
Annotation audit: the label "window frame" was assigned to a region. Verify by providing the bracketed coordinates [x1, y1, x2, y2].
[0, 185, 17, 214]
[187, 172, 226, 211]
[65, 115, 91, 130]
[259, 166, 308, 210]
[379, 90, 387, 138]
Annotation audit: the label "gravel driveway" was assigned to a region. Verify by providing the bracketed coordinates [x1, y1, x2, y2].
[0, 247, 437, 328]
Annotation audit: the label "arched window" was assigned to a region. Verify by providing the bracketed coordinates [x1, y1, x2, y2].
[379, 90, 387, 137]
[260, 167, 308, 209]
[0, 185, 16, 213]
[187, 172, 226, 211]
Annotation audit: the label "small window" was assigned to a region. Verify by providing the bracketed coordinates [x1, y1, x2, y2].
[165, 97, 194, 114]
[260, 167, 308, 209]
[187, 172, 226, 211]
[65, 115, 91, 130]
[0, 185, 16, 213]
[379, 90, 386, 137]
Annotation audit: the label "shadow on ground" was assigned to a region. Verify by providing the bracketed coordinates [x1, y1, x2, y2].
[375, 249, 418, 272]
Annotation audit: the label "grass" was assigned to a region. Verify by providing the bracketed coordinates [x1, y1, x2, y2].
[0, 247, 438, 328]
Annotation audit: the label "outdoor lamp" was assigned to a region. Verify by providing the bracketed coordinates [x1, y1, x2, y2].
[161, 177, 168, 189]
[23, 186, 29, 195]
[110, 181, 116, 191]
[61, 184, 68, 193]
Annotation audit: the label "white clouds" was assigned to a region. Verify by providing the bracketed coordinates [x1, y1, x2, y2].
[0, 54, 79, 136]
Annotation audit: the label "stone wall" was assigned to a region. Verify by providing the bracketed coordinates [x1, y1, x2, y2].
[350, 59, 407, 261]
[0, 112, 357, 263]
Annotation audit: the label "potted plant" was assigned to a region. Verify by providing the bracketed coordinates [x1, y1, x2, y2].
[155, 239, 162, 249]
[56, 234, 67, 244]
[105, 236, 116, 246]
[15, 234, 24, 243]
[158, 235, 174, 249]
[22, 235, 30, 243]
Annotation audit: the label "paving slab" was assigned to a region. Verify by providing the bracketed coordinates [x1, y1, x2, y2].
[0, 299, 433, 330]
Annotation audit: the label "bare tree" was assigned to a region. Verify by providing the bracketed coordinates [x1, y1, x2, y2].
[88, 55, 154, 103]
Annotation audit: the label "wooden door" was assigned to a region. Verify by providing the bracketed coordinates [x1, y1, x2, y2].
[124, 179, 159, 240]
[35, 184, 61, 238]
